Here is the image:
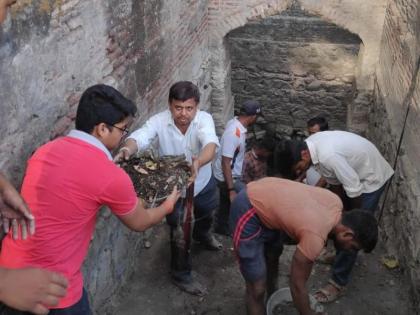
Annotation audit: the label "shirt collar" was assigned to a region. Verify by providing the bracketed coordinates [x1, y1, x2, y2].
[305, 138, 318, 164]
[67, 129, 113, 161]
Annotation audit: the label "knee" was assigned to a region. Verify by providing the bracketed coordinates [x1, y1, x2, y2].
[246, 281, 266, 302]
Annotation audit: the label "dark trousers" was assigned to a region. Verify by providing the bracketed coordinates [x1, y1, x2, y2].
[331, 183, 387, 286]
[166, 176, 219, 283]
[0, 289, 91, 315]
[215, 179, 231, 234]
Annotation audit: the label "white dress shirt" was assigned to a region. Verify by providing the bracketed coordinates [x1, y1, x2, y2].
[213, 117, 247, 182]
[305, 131, 394, 198]
[128, 109, 219, 196]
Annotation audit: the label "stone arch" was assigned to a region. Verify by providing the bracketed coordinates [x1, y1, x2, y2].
[208, 0, 387, 133]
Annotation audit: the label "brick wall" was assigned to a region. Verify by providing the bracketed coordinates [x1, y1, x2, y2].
[369, 0, 420, 307]
[0, 0, 210, 313]
[227, 4, 361, 137]
[207, 0, 387, 133]
[2, 0, 418, 312]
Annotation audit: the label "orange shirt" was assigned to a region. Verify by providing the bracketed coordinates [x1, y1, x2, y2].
[247, 177, 342, 261]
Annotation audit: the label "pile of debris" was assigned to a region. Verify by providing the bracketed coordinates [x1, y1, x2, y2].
[120, 154, 191, 205]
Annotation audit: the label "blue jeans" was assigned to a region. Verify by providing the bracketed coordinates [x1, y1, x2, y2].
[166, 176, 219, 283]
[332, 183, 387, 286]
[0, 289, 91, 315]
[229, 188, 284, 282]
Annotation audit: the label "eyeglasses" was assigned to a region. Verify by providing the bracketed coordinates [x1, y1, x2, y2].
[107, 124, 129, 136]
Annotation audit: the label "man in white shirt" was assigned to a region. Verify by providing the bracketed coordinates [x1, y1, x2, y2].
[212, 100, 262, 236]
[114, 81, 220, 296]
[303, 116, 328, 187]
[277, 130, 394, 303]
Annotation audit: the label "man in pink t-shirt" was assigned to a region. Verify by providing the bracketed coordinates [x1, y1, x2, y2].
[230, 177, 378, 315]
[0, 85, 180, 315]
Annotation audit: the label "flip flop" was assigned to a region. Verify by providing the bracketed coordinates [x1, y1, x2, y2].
[314, 279, 346, 303]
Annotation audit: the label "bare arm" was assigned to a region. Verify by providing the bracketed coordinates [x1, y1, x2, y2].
[315, 177, 327, 188]
[290, 248, 315, 315]
[117, 186, 180, 232]
[188, 142, 217, 185]
[221, 156, 236, 201]
[0, 172, 35, 239]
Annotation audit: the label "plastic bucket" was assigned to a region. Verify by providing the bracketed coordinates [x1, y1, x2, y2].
[266, 287, 324, 315]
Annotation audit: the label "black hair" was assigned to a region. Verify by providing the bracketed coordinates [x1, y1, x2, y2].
[168, 81, 200, 103]
[273, 139, 307, 179]
[75, 84, 137, 133]
[307, 116, 329, 131]
[254, 137, 276, 152]
[341, 209, 378, 253]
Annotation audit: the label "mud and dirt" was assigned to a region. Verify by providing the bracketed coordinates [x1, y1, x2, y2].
[115, 226, 414, 315]
[120, 155, 191, 205]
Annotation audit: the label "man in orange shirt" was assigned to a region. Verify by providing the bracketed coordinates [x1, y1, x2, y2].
[230, 177, 378, 315]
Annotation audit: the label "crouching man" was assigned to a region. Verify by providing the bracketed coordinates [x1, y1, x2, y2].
[230, 177, 378, 315]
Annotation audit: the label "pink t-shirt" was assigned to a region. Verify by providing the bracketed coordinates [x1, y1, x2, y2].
[247, 177, 342, 261]
[0, 136, 138, 308]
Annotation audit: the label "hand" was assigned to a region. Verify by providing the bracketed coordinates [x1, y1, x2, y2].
[162, 186, 181, 214]
[228, 190, 237, 202]
[0, 177, 35, 240]
[187, 157, 200, 186]
[113, 146, 133, 163]
[0, 267, 68, 315]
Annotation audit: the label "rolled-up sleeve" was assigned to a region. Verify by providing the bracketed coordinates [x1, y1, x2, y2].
[197, 112, 219, 148]
[127, 115, 159, 152]
[327, 155, 363, 198]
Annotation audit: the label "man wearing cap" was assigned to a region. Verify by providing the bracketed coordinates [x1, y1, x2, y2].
[212, 100, 262, 236]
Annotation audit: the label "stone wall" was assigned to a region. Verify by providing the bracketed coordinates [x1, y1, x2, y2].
[227, 4, 361, 136]
[1, 0, 419, 312]
[208, 0, 387, 133]
[0, 0, 210, 313]
[368, 0, 420, 307]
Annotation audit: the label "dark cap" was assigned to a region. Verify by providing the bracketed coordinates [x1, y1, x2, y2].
[240, 100, 262, 116]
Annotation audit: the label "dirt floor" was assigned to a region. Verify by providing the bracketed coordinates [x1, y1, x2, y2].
[116, 224, 415, 315]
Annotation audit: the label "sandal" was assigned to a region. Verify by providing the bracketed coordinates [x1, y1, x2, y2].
[314, 279, 345, 303]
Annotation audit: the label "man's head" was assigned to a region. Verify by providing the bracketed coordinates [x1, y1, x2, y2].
[253, 137, 275, 161]
[275, 139, 311, 179]
[168, 81, 200, 131]
[75, 84, 137, 150]
[238, 100, 262, 126]
[307, 116, 329, 135]
[333, 210, 378, 253]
